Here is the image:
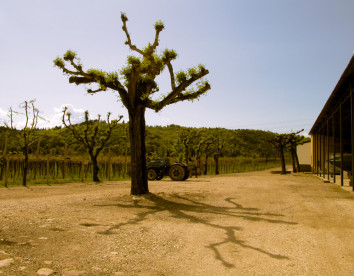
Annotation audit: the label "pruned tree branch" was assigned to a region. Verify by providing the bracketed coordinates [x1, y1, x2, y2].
[152, 20, 164, 50]
[147, 68, 210, 112]
[97, 113, 123, 154]
[62, 107, 86, 146]
[172, 81, 211, 103]
[121, 13, 145, 56]
[54, 52, 130, 110]
[166, 62, 176, 90]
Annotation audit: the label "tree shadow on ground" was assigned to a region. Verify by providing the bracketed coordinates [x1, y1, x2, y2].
[89, 193, 297, 268]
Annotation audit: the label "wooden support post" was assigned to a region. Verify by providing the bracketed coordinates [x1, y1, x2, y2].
[322, 130, 325, 177]
[313, 134, 315, 174]
[340, 101, 344, 186]
[332, 116, 336, 183]
[351, 90, 354, 191]
[317, 134, 319, 174]
[315, 133, 319, 175]
[327, 121, 330, 181]
[319, 131, 322, 177]
[312, 134, 315, 174]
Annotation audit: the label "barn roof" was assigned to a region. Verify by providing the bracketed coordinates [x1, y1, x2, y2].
[309, 55, 354, 134]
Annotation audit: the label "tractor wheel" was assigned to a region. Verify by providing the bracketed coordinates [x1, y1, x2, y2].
[147, 169, 157, 181]
[182, 167, 190, 180]
[169, 165, 186, 181]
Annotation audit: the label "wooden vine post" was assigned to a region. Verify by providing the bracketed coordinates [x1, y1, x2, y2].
[3, 135, 8, 188]
[33, 138, 41, 180]
[46, 155, 50, 185]
[108, 148, 112, 181]
[63, 143, 67, 179]
[81, 157, 85, 183]
[124, 146, 128, 177]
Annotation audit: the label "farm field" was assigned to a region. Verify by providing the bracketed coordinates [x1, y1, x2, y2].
[0, 156, 281, 186]
[1, 170, 354, 275]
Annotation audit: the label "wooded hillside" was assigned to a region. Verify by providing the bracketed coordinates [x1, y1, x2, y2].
[0, 124, 280, 159]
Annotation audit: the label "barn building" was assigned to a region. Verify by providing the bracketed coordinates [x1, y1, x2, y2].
[297, 141, 311, 172]
[309, 55, 354, 190]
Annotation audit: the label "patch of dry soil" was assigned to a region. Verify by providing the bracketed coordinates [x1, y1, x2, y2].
[1, 171, 354, 275]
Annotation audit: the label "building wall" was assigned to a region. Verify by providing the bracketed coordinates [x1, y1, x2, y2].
[297, 142, 311, 165]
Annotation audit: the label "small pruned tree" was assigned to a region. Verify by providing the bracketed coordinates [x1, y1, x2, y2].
[62, 107, 123, 182]
[179, 129, 201, 164]
[5, 100, 43, 186]
[199, 134, 213, 175]
[286, 129, 305, 173]
[54, 13, 211, 195]
[268, 134, 289, 174]
[212, 132, 230, 175]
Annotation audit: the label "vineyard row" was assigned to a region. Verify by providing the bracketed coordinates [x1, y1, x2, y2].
[0, 155, 280, 187]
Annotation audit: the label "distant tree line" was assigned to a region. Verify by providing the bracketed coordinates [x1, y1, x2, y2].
[1, 117, 303, 168]
[0, 101, 308, 186]
[1, 124, 281, 158]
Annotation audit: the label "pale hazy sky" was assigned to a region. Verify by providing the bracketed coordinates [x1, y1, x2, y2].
[1, 0, 354, 134]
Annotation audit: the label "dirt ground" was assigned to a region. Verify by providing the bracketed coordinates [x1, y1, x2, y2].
[1, 170, 354, 276]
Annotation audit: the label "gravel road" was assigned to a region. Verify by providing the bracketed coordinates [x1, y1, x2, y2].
[0, 170, 354, 275]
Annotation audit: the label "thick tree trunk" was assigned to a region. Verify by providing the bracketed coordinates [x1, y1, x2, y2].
[214, 154, 220, 175]
[22, 147, 28, 187]
[90, 154, 100, 182]
[129, 106, 149, 195]
[291, 149, 297, 173]
[295, 150, 300, 172]
[204, 155, 208, 175]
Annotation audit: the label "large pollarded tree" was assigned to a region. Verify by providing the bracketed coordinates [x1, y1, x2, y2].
[54, 13, 211, 195]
